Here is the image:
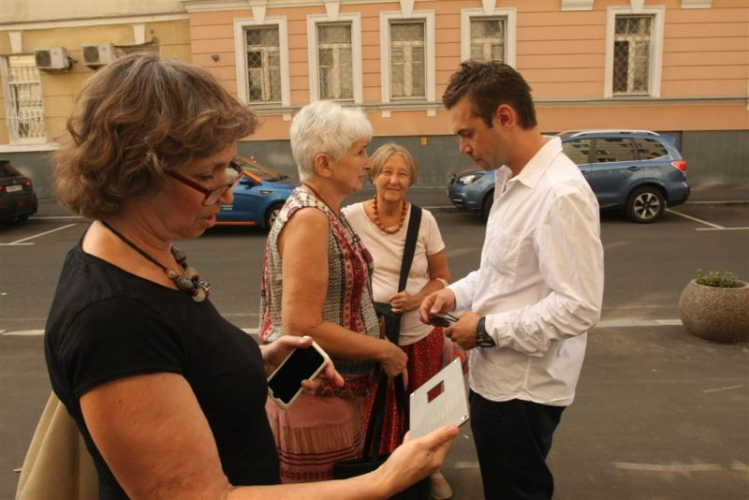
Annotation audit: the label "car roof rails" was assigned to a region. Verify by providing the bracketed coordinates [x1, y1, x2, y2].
[558, 129, 660, 138]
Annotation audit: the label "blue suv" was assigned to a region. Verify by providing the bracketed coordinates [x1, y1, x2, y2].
[447, 130, 690, 223]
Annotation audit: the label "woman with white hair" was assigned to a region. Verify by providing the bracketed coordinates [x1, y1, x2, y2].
[259, 101, 408, 483]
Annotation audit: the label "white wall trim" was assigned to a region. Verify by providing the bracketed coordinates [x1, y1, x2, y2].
[233, 16, 291, 107]
[379, 9, 435, 106]
[460, 7, 517, 67]
[0, 14, 188, 32]
[604, 5, 665, 99]
[9, 32, 23, 53]
[561, 0, 595, 11]
[681, 0, 712, 8]
[306, 13, 363, 103]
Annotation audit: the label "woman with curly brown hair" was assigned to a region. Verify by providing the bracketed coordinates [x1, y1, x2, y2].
[44, 53, 457, 499]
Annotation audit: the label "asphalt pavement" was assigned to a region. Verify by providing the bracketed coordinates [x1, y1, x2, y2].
[2, 179, 748, 499]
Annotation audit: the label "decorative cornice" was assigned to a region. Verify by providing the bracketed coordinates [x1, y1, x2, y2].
[482, 0, 497, 15]
[399, 0, 414, 18]
[630, 0, 645, 14]
[0, 13, 188, 31]
[560, 0, 594, 11]
[681, 0, 712, 8]
[324, 0, 340, 21]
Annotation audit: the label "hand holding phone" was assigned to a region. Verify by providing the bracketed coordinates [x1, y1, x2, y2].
[427, 312, 459, 328]
[267, 340, 330, 410]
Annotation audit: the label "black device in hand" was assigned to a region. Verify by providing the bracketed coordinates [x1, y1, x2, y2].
[427, 312, 459, 328]
[267, 341, 330, 409]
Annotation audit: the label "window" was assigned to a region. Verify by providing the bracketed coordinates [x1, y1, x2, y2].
[245, 26, 281, 103]
[562, 139, 592, 165]
[2, 55, 46, 144]
[633, 138, 668, 160]
[613, 16, 652, 95]
[604, 6, 664, 98]
[470, 18, 505, 62]
[317, 23, 353, 100]
[390, 21, 426, 99]
[592, 138, 636, 163]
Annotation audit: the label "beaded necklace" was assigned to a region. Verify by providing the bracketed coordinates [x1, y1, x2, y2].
[101, 220, 210, 302]
[371, 195, 408, 234]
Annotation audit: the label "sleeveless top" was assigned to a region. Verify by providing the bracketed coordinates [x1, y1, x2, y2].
[260, 187, 380, 398]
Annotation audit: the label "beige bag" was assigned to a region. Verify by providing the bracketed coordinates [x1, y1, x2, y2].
[16, 392, 98, 500]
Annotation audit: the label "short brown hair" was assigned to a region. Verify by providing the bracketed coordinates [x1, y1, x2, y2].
[368, 143, 419, 186]
[54, 53, 259, 219]
[442, 61, 537, 130]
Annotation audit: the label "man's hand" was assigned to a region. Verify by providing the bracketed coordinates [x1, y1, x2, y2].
[443, 311, 481, 351]
[419, 289, 457, 324]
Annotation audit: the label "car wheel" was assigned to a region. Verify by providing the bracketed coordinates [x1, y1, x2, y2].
[626, 186, 665, 223]
[264, 203, 283, 230]
[481, 191, 494, 220]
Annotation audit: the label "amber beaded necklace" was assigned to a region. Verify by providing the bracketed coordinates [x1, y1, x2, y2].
[372, 195, 408, 234]
[101, 220, 210, 302]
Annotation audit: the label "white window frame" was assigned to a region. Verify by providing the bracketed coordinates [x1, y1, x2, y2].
[234, 16, 290, 107]
[307, 13, 363, 103]
[0, 55, 47, 145]
[380, 10, 435, 104]
[604, 5, 665, 98]
[460, 8, 517, 67]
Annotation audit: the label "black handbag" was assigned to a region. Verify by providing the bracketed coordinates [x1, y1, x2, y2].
[333, 205, 429, 499]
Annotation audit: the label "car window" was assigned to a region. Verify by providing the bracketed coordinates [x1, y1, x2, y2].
[633, 138, 669, 160]
[592, 138, 636, 163]
[0, 163, 20, 177]
[562, 139, 592, 165]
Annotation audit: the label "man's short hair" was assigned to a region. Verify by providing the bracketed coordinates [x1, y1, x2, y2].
[442, 61, 537, 130]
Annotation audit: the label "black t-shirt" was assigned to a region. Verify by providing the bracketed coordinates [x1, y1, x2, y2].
[45, 242, 280, 498]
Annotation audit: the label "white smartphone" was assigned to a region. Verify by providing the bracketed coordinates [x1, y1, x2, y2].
[267, 340, 330, 410]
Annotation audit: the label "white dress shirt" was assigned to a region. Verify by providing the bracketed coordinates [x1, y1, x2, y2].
[451, 137, 604, 406]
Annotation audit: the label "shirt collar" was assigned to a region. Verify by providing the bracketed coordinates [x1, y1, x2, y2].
[508, 136, 563, 189]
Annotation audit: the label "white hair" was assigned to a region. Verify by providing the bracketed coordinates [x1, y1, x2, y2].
[290, 100, 373, 182]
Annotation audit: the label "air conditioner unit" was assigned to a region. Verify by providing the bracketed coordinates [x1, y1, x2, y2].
[81, 44, 116, 67]
[34, 47, 71, 70]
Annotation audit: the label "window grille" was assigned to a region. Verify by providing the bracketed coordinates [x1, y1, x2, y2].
[390, 21, 425, 99]
[470, 18, 506, 62]
[613, 15, 652, 95]
[245, 27, 281, 103]
[318, 23, 353, 100]
[3, 55, 46, 143]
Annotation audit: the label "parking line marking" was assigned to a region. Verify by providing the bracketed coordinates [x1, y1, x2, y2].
[1, 223, 78, 246]
[614, 462, 723, 472]
[696, 227, 749, 231]
[596, 319, 682, 328]
[666, 209, 723, 229]
[703, 384, 744, 394]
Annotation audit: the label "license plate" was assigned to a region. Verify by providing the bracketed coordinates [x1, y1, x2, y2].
[6, 185, 22, 193]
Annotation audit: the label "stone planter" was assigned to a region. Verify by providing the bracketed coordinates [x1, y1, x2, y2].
[678, 279, 749, 343]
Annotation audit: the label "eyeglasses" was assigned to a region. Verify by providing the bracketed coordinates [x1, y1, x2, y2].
[166, 162, 244, 206]
[427, 312, 460, 328]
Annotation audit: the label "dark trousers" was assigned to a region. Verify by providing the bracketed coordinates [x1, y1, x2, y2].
[469, 391, 565, 500]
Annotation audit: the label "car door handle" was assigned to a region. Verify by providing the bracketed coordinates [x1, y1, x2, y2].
[628, 166, 639, 171]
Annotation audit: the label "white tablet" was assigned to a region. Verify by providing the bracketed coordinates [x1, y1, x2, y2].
[409, 358, 469, 438]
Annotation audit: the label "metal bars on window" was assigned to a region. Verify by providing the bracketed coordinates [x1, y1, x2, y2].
[613, 15, 652, 95]
[3, 55, 46, 143]
[318, 23, 353, 100]
[245, 27, 281, 103]
[390, 21, 426, 99]
[470, 18, 506, 63]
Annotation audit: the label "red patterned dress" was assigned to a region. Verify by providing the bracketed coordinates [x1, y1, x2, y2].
[259, 188, 380, 483]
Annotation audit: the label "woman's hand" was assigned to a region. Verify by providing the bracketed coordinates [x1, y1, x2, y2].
[387, 291, 418, 313]
[261, 335, 344, 390]
[378, 340, 408, 377]
[372, 425, 460, 497]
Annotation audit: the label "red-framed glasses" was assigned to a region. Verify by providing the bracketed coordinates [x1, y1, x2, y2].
[166, 162, 244, 206]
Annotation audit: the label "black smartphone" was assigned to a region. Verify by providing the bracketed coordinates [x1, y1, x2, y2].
[427, 312, 459, 328]
[267, 341, 330, 409]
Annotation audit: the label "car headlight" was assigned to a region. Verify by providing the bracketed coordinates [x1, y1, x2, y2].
[456, 173, 483, 185]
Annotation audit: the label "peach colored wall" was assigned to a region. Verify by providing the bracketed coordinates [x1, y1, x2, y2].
[187, 0, 748, 141]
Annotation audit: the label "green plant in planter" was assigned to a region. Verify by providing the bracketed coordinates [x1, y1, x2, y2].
[679, 269, 749, 343]
[694, 269, 743, 288]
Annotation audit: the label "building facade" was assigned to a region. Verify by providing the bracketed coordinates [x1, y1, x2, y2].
[1, 0, 747, 196]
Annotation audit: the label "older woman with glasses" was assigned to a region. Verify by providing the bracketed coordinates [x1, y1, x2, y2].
[44, 54, 457, 499]
[259, 101, 410, 483]
[342, 143, 454, 500]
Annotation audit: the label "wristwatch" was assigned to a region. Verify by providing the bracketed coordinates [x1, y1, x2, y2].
[475, 317, 496, 348]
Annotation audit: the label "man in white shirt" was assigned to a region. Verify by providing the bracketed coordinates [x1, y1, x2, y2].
[420, 61, 604, 499]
